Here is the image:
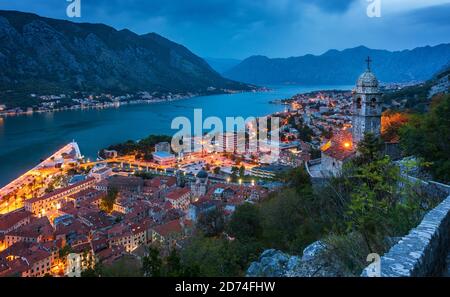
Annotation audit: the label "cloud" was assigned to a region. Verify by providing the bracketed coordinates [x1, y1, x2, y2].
[305, 0, 358, 13]
[402, 3, 450, 26]
[0, 0, 448, 59]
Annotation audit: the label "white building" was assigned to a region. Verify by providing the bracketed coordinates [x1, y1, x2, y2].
[152, 151, 176, 165]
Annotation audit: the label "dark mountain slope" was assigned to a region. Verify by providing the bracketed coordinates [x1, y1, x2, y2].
[0, 10, 252, 97]
[225, 45, 450, 85]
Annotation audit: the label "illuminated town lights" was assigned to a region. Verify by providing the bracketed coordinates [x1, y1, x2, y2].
[344, 142, 351, 149]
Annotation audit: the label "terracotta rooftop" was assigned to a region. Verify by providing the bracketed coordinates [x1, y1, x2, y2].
[7, 217, 54, 239]
[26, 177, 95, 203]
[322, 130, 356, 161]
[0, 210, 32, 231]
[72, 241, 92, 254]
[0, 258, 29, 276]
[152, 219, 183, 237]
[166, 188, 191, 201]
[68, 188, 104, 200]
[1, 242, 52, 264]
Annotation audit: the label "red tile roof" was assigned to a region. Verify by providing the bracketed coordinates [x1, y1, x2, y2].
[0, 258, 29, 276]
[26, 177, 95, 203]
[322, 130, 356, 161]
[0, 210, 32, 231]
[165, 188, 191, 201]
[152, 220, 182, 237]
[1, 242, 52, 264]
[7, 217, 54, 239]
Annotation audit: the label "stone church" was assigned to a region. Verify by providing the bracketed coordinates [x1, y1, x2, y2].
[320, 58, 382, 176]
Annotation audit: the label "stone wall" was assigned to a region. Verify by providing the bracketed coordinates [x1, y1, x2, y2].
[362, 194, 450, 277]
[404, 175, 450, 199]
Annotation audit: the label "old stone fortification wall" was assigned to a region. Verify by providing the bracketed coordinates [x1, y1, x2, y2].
[362, 194, 450, 277]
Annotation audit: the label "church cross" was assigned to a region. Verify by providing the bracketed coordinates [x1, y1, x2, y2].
[366, 56, 372, 71]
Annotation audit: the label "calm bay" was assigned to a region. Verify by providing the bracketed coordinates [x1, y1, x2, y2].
[0, 85, 352, 187]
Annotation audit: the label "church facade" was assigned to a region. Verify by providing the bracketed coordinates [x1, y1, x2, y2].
[319, 58, 382, 176]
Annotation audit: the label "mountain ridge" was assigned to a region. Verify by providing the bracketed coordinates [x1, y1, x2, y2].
[0, 10, 253, 107]
[224, 44, 450, 85]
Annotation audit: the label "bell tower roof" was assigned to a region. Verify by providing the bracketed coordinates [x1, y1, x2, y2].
[356, 56, 379, 90]
[357, 71, 379, 88]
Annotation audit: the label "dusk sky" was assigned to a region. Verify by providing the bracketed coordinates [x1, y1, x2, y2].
[0, 0, 449, 59]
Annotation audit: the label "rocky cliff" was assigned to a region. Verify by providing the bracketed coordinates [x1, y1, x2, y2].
[246, 241, 352, 277]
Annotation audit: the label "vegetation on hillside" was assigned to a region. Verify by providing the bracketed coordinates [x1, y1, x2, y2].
[399, 95, 450, 183]
[124, 134, 436, 277]
[100, 135, 173, 160]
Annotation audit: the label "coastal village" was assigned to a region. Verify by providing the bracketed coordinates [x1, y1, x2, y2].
[0, 91, 216, 116]
[0, 61, 446, 277]
[0, 93, 320, 277]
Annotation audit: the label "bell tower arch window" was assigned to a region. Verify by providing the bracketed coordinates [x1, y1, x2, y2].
[356, 98, 362, 110]
[370, 98, 377, 108]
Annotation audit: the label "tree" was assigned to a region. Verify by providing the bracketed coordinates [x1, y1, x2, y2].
[400, 95, 450, 183]
[80, 263, 104, 277]
[100, 187, 118, 213]
[100, 257, 142, 277]
[165, 249, 183, 277]
[227, 204, 262, 241]
[59, 245, 73, 259]
[197, 208, 225, 237]
[280, 167, 312, 193]
[239, 165, 246, 178]
[344, 156, 418, 252]
[230, 166, 239, 182]
[142, 247, 162, 277]
[180, 236, 241, 277]
[381, 110, 410, 142]
[354, 132, 383, 165]
[260, 188, 319, 253]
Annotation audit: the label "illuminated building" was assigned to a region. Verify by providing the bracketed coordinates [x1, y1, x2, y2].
[152, 151, 176, 166]
[308, 58, 382, 177]
[24, 177, 96, 216]
[352, 56, 382, 144]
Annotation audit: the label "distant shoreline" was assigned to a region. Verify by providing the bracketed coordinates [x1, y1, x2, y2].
[0, 88, 270, 118]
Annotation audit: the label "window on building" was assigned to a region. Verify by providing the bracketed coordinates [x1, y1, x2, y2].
[371, 98, 377, 108]
[356, 98, 362, 109]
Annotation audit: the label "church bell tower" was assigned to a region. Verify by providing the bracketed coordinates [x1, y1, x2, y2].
[352, 57, 382, 144]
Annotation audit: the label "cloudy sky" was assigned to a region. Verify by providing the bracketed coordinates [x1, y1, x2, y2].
[0, 0, 449, 59]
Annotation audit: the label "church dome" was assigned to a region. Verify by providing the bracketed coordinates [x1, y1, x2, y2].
[357, 70, 379, 88]
[196, 169, 208, 179]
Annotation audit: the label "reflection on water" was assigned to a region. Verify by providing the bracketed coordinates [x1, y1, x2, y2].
[0, 85, 351, 186]
[0, 117, 4, 137]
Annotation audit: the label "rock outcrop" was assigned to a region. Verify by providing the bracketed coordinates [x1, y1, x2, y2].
[246, 241, 352, 277]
